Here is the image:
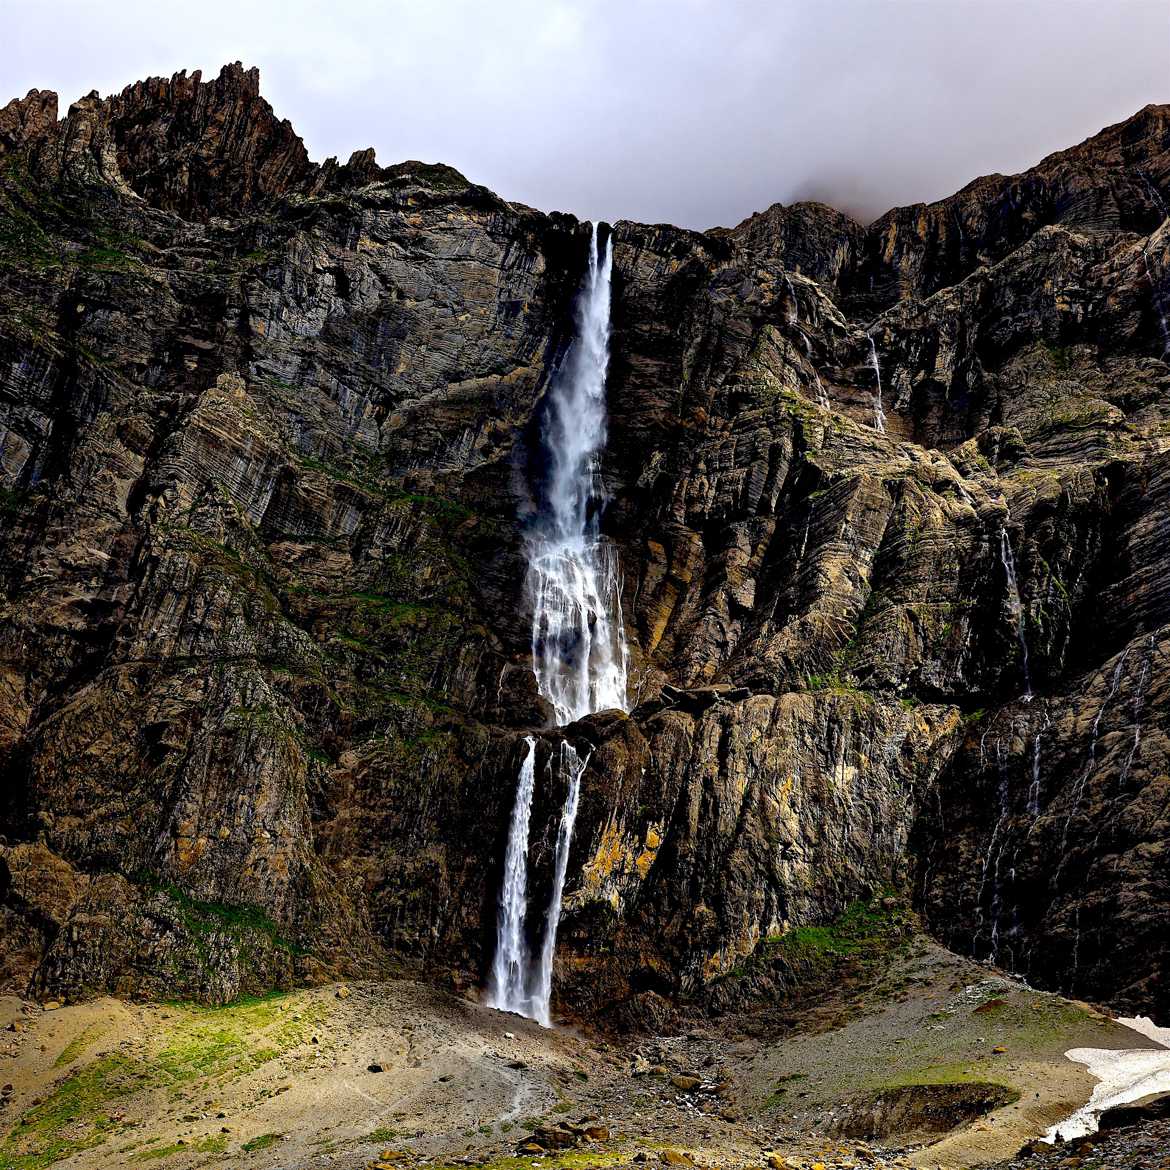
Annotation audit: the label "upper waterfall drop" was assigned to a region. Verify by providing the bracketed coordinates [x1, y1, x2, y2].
[528, 222, 628, 725]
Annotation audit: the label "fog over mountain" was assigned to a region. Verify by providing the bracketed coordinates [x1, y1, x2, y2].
[6, 0, 1168, 226]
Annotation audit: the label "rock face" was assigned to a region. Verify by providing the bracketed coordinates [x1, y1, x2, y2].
[1, 63, 1169, 1019]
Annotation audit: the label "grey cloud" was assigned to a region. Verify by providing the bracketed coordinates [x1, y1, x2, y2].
[6, 0, 1168, 227]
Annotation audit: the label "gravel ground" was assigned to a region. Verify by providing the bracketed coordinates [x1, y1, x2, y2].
[0, 941, 1160, 1170]
[990, 1118, 1170, 1170]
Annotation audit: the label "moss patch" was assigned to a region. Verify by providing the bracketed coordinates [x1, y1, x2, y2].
[0, 994, 318, 1168]
[241, 1132, 284, 1152]
[130, 1134, 228, 1161]
[761, 890, 914, 971]
[0, 1054, 141, 1169]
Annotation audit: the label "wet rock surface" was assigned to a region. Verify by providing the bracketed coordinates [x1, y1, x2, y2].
[0, 62, 1169, 1038]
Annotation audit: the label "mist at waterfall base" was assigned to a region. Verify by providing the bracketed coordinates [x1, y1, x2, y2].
[486, 224, 628, 1027]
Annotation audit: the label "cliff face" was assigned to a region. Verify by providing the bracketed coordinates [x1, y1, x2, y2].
[1, 63, 1168, 1021]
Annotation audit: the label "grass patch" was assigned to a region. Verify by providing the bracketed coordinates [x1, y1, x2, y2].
[0, 994, 319, 1168]
[0, 1055, 142, 1169]
[763, 1072, 809, 1109]
[765, 892, 912, 965]
[131, 1134, 228, 1161]
[52, 1023, 109, 1069]
[140, 878, 309, 958]
[151, 994, 319, 1086]
[242, 1132, 284, 1152]
[725, 888, 914, 990]
[879, 1061, 1006, 1089]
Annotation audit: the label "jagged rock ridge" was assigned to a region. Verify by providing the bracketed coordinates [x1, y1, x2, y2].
[0, 64, 1168, 1021]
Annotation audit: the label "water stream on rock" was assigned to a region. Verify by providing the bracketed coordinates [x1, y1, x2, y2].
[488, 223, 628, 1025]
[487, 737, 537, 1012]
[530, 742, 588, 1027]
[1142, 248, 1170, 359]
[999, 528, 1032, 699]
[867, 334, 887, 433]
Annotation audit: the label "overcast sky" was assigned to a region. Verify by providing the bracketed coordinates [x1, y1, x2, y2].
[5, 0, 1168, 228]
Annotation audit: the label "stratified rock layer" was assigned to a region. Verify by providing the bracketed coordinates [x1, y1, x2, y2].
[1, 63, 1169, 1018]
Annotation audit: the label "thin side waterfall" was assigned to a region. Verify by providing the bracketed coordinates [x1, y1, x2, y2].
[1028, 706, 1051, 818]
[1000, 529, 1032, 699]
[867, 334, 887, 433]
[1054, 647, 1131, 884]
[486, 737, 537, 1015]
[1142, 249, 1170, 359]
[489, 223, 628, 1026]
[529, 742, 588, 1027]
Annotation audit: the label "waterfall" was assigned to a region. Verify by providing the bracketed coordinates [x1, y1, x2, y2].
[529, 742, 588, 1027]
[488, 222, 628, 1026]
[486, 737, 538, 1015]
[999, 529, 1032, 699]
[528, 223, 628, 725]
[867, 334, 887, 433]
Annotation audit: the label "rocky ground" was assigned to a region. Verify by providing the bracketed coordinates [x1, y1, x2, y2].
[991, 1120, 1170, 1170]
[0, 939, 1160, 1170]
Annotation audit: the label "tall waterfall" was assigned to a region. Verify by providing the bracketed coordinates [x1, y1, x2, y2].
[488, 222, 628, 1025]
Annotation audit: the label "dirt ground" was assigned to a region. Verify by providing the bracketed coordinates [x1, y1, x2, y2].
[0, 940, 1157, 1170]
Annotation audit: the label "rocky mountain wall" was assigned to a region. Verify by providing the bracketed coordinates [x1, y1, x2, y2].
[1, 63, 1169, 1021]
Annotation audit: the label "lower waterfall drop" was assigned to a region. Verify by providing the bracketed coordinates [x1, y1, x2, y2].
[486, 737, 538, 1016]
[529, 742, 588, 1027]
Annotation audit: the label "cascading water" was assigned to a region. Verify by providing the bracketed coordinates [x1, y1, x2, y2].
[867, 334, 887, 433]
[488, 223, 628, 1026]
[529, 742, 588, 1027]
[1028, 706, 1050, 819]
[486, 737, 537, 1015]
[528, 223, 628, 725]
[999, 529, 1032, 699]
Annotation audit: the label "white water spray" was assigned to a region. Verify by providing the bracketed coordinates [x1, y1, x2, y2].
[1028, 706, 1050, 818]
[1142, 249, 1170, 359]
[489, 223, 628, 1025]
[528, 224, 628, 725]
[867, 334, 887, 433]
